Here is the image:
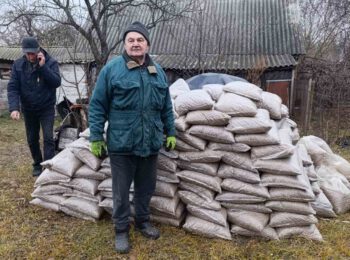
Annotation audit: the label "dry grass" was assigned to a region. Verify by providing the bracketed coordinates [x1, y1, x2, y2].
[1, 115, 350, 259]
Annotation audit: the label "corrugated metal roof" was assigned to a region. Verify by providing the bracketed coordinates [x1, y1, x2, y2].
[151, 54, 297, 70]
[0, 46, 92, 63]
[0, 0, 302, 69]
[77, 0, 304, 70]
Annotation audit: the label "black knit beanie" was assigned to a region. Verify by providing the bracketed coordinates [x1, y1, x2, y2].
[123, 21, 150, 45]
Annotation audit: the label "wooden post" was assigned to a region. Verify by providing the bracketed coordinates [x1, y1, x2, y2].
[304, 78, 314, 135]
[289, 69, 296, 114]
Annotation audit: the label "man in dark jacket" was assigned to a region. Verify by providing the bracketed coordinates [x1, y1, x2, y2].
[7, 37, 61, 177]
[89, 22, 176, 254]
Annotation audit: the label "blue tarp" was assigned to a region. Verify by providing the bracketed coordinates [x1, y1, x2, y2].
[186, 73, 247, 90]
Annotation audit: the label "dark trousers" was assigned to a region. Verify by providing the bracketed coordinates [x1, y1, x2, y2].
[110, 154, 158, 233]
[22, 107, 55, 170]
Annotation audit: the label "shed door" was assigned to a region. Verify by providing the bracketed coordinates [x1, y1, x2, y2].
[266, 80, 291, 106]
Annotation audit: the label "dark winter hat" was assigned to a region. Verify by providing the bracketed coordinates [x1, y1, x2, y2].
[123, 21, 150, 45]
[22, 37, 40, 53]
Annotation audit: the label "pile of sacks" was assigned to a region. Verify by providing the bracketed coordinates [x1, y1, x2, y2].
[30, 78, 350, 242]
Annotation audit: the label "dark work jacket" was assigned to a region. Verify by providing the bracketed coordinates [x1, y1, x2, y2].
[7, 49, 61, 112]
[88, 52, 175, 157]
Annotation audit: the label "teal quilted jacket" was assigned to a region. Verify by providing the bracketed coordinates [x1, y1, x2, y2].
[88, 52, 175, 157]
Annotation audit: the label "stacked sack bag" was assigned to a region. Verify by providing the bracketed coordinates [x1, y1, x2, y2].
[169, 78, 322, 241]
[30, 74, 350, 242]
[298, 135, 350, 216]
[30, 136, 106, 222]
[31, 125, 185, 225]
[149, 149, 185, 227]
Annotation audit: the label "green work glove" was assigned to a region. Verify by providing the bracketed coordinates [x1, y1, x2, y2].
[90, 140, 107, 158]
[166, 136, 176, 150]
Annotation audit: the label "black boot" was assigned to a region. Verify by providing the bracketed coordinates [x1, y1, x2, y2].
[32, 166, 42, 177]
[115, 231, 130, 254]
[135, 222, 160, 240]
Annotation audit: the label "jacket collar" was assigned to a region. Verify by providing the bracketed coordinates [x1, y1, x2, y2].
[122, 51, 157, 74]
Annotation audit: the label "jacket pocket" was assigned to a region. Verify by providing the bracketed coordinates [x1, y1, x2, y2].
[150, 82, 168, 110]
[108, 113, 137, 152]
[111, 80, 140, 110]
[151, 119, 164, 150]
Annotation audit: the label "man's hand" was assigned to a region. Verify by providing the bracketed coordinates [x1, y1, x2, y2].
[166, 136, 176, 150]
[90, 140, 107, 158]
[10, 110, 20, 120]
[37, 52, 45, 67]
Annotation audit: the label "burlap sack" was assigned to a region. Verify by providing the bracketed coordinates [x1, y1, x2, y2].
[150, 194, 180, 217]
[186, 110, 230, 126]
[269, 187, 315, 202]
[158, 153, 177, 172]
[235, 120, 280, 147]
[207, 142, 251, 153]
[60, 196, 103, 220]
[311, 191, 337, 218]
[175, 138, 200, 152]
[217, 164, 260, 184]
[63, 189, 103, 203]
[265, 201, 316, 215]
[253, 151, 303, 176]
[30, 198, 61, 212]
[169, 78, 191, 99]
[34, 168, 71, 187]
[175, 116, 190, 131]
[179, 150, 223, 163]
[221, 202, 272, 214]
[227, 210, 269, 232]
[71, 148, 102, 171]
[183, 215, 232, 240]
[225, 109, 272, 134]
[269, 212, 318, 228]
[231, 225, 279, 240]
[187, 205, 227, 227]
[188, 125, 235, 144]
[151, 201, 185, 219]
[223, 81, 263, 102]
[178, 190, 221, 211]
[178, 181, 215, 201]
[221, 179, 270, 198]
[222, 152, 258, 173]
[176, 170, 222, 193]
[32, 185, 72, 197]
[156, 169, 180, 184]
[214, 92, 257, 117]
[41, 148, 83, 177]
[177, 131, 207, 150]
[276, 224, 323, 241]
[60, 178, 100, 196]
[175, 90, 214, 116]
[177, 160, 219, 176]
[258, 91, 282, 120]
[98, 178, 112, 192]
[154, 181, 178, 198]
[202, 84, 224, 101]
[251, 128, 294, 160]
[74, 165, 106, 180]
[215, 192, 267, 204]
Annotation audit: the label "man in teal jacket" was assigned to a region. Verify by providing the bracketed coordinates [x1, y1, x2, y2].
[88, 21, 176, 254]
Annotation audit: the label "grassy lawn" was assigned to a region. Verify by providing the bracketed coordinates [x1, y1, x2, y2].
[1, 115, 350, 259]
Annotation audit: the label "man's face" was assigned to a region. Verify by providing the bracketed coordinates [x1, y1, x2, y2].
[25, 52, 38, 63]
[124, 31, 149, 59]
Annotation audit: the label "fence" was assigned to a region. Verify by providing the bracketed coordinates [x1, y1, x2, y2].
[293, 58, 350, 145]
